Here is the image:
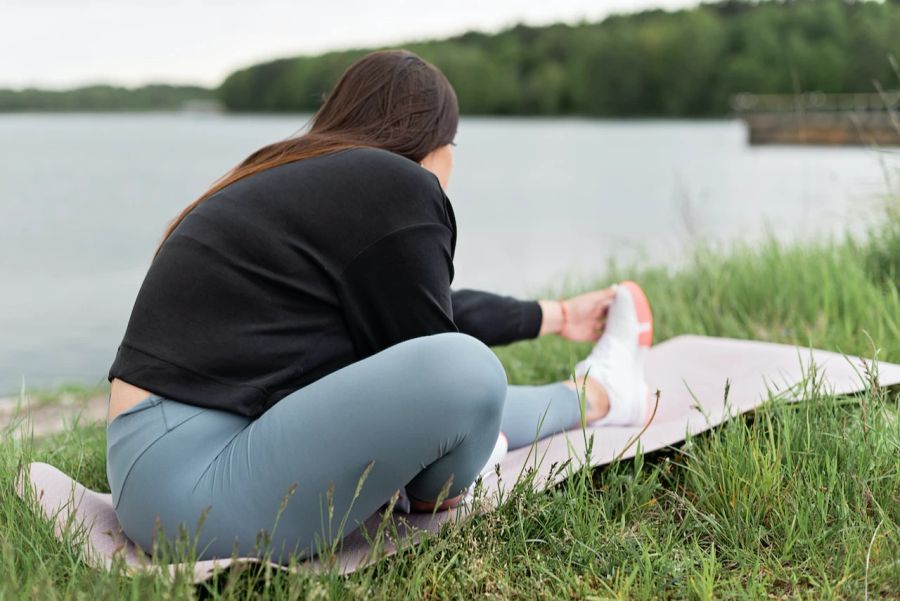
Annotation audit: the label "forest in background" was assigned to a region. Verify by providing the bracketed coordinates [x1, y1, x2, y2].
[4, 0, 900, 116]
[0, 85, 214, 112]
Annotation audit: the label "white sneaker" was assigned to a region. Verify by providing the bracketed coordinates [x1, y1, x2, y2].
[479, 431, 508, 478]
[459, 432, 508, 507]
[574, 281, 654, 426]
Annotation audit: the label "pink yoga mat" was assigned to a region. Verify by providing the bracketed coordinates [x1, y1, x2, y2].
[15, 335, 900, 582]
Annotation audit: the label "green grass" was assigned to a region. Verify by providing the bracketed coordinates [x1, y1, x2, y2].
[2, 221, 899, 599]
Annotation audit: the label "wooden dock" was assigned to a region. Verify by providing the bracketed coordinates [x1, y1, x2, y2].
[731, 92, 900, 146]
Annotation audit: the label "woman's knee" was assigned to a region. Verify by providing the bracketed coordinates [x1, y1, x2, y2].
[413, 332, 508, 421]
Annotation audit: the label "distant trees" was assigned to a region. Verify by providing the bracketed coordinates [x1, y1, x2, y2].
[219, 0, 900, 117]
[3, 0, 899, 116]
[0, 84, 215, 112]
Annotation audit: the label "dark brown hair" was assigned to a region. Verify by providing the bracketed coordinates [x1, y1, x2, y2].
[155, 49, 458, 256]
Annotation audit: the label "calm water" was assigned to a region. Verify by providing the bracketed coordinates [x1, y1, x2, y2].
[0, 113, 895, 395]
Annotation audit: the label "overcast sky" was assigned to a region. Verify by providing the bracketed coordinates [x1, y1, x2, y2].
[2, 0, 699, 89]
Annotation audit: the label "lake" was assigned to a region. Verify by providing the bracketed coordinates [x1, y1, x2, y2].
[0, 113, 895, 395]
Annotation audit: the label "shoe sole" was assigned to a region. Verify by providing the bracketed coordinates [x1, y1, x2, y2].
[619, 280, 653, 347]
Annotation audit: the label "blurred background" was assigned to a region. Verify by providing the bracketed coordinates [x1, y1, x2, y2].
[1, 0, 899, 398]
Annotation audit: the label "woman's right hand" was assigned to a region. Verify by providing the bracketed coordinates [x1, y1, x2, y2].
[540, 287, 616, 341]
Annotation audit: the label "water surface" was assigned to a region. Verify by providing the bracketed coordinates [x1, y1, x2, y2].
[0, 113, 894, 394]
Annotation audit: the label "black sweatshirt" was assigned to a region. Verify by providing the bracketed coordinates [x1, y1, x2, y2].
[108, 147, 543, 417]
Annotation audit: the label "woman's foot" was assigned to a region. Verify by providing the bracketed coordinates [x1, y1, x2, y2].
[408, 432, 507, 512]
[408, 492, 464, 512]
[574, 281, 653, 426]
[480, 431, 507, 477]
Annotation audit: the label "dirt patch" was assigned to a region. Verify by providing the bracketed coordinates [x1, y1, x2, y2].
[0, 394, 108, 437]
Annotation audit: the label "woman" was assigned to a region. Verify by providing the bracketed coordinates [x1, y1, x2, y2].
[106, 49, 653, 564]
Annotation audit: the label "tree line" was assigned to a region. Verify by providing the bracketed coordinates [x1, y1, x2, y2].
[219, 0, 900, 117]
[0, 84, 215, 112]
[3, 0, 900, 116]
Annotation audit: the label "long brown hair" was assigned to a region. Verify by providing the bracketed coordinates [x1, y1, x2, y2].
[155, 49, 458, 257]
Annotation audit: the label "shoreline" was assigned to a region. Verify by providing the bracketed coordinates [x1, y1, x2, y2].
[1, 388, 108, 437]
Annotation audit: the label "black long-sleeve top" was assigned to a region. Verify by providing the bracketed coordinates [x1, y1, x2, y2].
[108, 146, 543, 417]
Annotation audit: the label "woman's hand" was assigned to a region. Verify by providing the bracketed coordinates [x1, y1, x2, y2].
[538, 287, 616, 341]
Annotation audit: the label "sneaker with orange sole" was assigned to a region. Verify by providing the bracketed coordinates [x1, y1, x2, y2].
[573, 280, 654, 427]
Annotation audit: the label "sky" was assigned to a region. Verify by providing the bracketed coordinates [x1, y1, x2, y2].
[2, 0, 698, 89]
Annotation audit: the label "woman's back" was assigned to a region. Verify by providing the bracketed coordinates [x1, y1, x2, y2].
[109, 146, 458, 417]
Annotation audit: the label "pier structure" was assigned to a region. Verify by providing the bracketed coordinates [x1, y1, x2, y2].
[731, 92, 900, 145]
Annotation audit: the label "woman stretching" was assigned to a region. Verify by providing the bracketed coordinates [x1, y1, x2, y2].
[106, 49, 654, 564]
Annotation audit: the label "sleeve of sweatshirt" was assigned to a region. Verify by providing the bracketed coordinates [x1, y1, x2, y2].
[334, 223, 459, 358]
[450, 289, 543, 347]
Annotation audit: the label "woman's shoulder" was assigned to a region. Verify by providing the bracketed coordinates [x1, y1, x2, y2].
[334, 146, 442, 191]
[317, 146, 448, 216]
[255, 145, 441, 200]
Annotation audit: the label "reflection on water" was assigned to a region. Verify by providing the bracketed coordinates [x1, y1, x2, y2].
[0, 113, 893, 393]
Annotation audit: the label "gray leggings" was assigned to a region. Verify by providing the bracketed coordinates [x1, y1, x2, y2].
[106, 332, 581, 563]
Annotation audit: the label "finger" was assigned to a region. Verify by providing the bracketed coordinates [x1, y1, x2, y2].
[589, 297, 613, 316]
[594, 295, 614, 312]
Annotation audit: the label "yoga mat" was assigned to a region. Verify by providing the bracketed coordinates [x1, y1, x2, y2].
[15, 335, 900, 582]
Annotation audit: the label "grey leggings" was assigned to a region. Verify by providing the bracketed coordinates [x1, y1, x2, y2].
[106, 332, 581, 563]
